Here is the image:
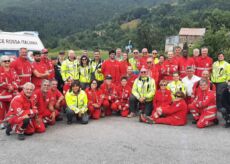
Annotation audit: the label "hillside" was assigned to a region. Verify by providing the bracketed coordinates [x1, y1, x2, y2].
[0, 0, 173, 47]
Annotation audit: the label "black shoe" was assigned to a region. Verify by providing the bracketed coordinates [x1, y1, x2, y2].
[56, 116, 63, 121]
[18, 134, 25, 140]
[146, 116, 154, 124]
[192, 120, 197, 124]
[5, 123, 12, 136]
[213, 118, 219, 125]
[67, 121, 72, 125]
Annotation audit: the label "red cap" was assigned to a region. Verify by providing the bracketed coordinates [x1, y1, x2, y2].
[42, 48, 48, 54]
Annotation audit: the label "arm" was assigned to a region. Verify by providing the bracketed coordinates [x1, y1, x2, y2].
[145, 79, 156, 100]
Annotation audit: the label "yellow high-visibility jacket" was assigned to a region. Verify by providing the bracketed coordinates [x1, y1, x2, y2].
[65, 90, 88, 114]
[211, 60, 230, 83]
[79, 65, 91, 83]
[61, 59, 79, 81]
[129, 58, 139, 72]
[90, 59, 104, 81]
[167, 80, 186, 99]
[132, 77, 156, 102]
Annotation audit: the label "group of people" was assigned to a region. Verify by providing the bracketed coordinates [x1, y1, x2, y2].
[0, 44, 229, 140]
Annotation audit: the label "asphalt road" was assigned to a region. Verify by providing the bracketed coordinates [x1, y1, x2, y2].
[0, 114, 230, 164]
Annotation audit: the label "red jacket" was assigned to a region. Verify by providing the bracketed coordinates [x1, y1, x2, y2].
[195, 56, 213, 77]
[138, 56, 149, 70]
[161, 99, 187, 125]
[32, 61, 49, 89]
[85, 88, 103, 106]
[147, 65, 159, 85]
[192, 80, 216, 98]
[10, 57, 32, 88]
[0, 67, 20, 101]
[153, 89, 172, 109]
[41, 57, 55, 79]
[178, 57, 195, 78]
[5, 92, 38, 121]
[156, 63, 164, 82]
[100, 82, 117, 102]
[162, 59, 178, 81]
[48, 89, 63, 106]
[115, 85, 131, 103]
[127, 73, 138, 88]
[63, 82, 71, 95]
[102, 59, 121, 84]
[119, 60, 131, 77]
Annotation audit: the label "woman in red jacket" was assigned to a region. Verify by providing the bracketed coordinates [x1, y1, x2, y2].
[141, 91, 187, 126]
[119, 53, 131, 77]
[85, 80, 103, 119]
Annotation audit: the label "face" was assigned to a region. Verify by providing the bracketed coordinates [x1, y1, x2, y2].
[201, 71, 209, 79]
[152, 50, 158, 58]
[167, 52, 173, 59]
[52, 59, 58, 65]
[23, 86, 34, 97]
[218, 54, 224, 61]
[200, 82, 208, 91]
[41, 82, 50, 93]
[69, 51, 76, 60]
[59, 53, 65, 59]
[123, 53, 128, 60]
[193, 50, 199, 57]
[147, 59, 153, 67]
[1, 58, 10, 67]
[91, 81, 97, 89]
[142, 48, 148, 56]
[159, 56, 165, 63]
[116, 49, 122, 56]
[105, 79, 112, 85]
[175, 48, 181, 55]
[81, 57, 87, 64]
[201, 48, 208, 57]
[51, 81, 58, 90]
[133, 50, 139, 58]
[42, 52, 48, 59]
[20, 48, 28, 59]
[140, 70, 147, 77]
[94, 52, 100, 60]
[186, 69, 194, 77]
[182, 50, 188, 57]
[160, 83, 167, 90]
[173, 73, 180, 81]
[72, 85, 80, 94]
[127, 66, 133, 75]
[34, 55, 41, 62]
[109, 53, 116, 60]
[121, 79, 127, 86]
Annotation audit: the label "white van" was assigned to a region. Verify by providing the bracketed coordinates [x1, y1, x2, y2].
[0, 31, 44, 58]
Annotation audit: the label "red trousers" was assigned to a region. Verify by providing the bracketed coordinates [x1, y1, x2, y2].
[88, 105, 101, 119]
[9, 116, 45, 134]
[188, 104, 217, 128]
[0, 101, 10, 121]
[102, 100, 115, 116]
[41, 110, 60, 125]
[154, 116, 186, 126]
[111, 102, 129, 117]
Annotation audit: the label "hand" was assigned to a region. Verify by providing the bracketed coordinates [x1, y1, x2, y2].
[156, 107, 162, 116]
[8, 85, 14, 91]
[55, 102, 60, 109]
[139, 97, 145, 103]
[108, 96, 112, 100]
[23, 115, 29, 119]
[154, 112, 159, 118]
[51, 111, 56, 121]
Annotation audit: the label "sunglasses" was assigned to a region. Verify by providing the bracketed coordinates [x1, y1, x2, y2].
[147, 62, 152, 64]
[133, 52, 138, 54]
[3, 60, 10, 63]
[92, 82, 97, 84]
[141, 71, 147, 73]
[82, 58, 87, 60]
[160, 84, 167, 86]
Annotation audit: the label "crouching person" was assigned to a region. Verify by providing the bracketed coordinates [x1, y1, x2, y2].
[112, 76, 131, 117]
[65, 80, 89, 124]
[4, 82, 45, 140]
[144, 91, 187, 126]
[188, 79, 218, 128]
[85, 80, 103, 119]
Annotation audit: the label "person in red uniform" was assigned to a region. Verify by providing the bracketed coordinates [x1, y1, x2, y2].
[138, 48, 149, 70]
[111, 76, 131, 117]
[10, 47, 32, 90]
[152, 80, 172, 115]
[31, 51, 50, 90]
[162, 51, 178, 82]
[156, 55, 166, 83]
[102, 50, 121, 85]
[0, 55, 20, 129]
[119, 53, 131, 77]
[188, 79, 218, 128]
[33, 80, 60, 126]
[4, 82, 45, 140]
[63, 77, 73, 96]
[126, 66, 138, 88]
[100, 75, 118, 116]
[41, 48, 55, 80]
[48, 79, 65, 116]
[195, 47, 213, 77]
[192, 70, 216, 99]
[173, 46, 182, 60]
[85, 80, 103, 119]
[178, 43, 195, 79]
[146, 57, 159, 86]
[192, 48, 200, 64]
[144, 91, 187, 126]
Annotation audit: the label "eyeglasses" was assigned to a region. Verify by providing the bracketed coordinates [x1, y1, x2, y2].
[3, 60, 10, 63]
[147, 62, 152, 64]
[82, 58, 87, 61]
[133, 52, 138, 54]
[92, 82, 97, 85]
[160, 84, 167, 86]
[141, 71, 146, 74]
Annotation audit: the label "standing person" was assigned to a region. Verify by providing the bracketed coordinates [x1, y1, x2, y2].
[151, 49, 159, 64]
[220, 80, 230, 127]
[129, 49, 140, 75]
[146, 57, 159, 86]
[10, 47, 32, 90]
[128, 67, 156, 118]
[61, 50, 79, 81]
[178, 43, 195, 79]
[192, 48, 200, 64]
[116, 48, 123, 61]
[167, 72, 186, 99]
[211, 53, 230, 111]
[41, 48, 54, 80]
[119, 53, 131, 77]
[112, 76, 131, 117]
[4, 82, 45, 140]
[162, 51, 178, 82]
[57, 51, 66, 67]
[156, 55, 166, 83]
[188, 79, 218, 128]
[65, 80, 89, 124]
[145, 91, 187, 126]
[102, 50, 121, 85]
[182, 66, 200, 104]
[51, 56, 64, 92]
[126, 66, 138, 88]
[85, 80, 103, 120]
[195, 47, 213, 77]
[90, 49, 104, 87]
[0, 56, 20, 129]
[100, 75, 118, 116]
[138, 48, 149, 70]
[79, 55, 91, 90]
[31, 51, 50, 90]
